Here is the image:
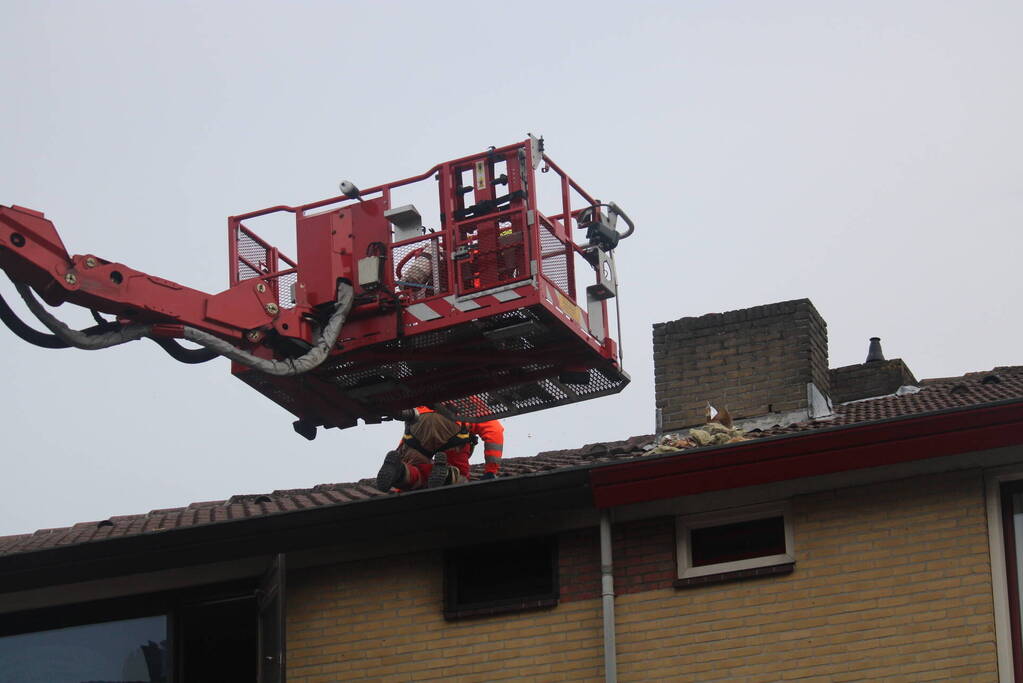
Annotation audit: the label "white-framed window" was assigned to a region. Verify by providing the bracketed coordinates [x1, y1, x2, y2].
[985, 467, 1023, 682]
[676, 502, 795, 581]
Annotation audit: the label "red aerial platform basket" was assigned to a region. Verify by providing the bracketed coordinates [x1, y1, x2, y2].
[0, 137, 630, 438]
[227, 137, 631, 434]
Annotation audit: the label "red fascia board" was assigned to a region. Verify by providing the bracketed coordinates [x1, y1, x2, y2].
[590, 400, 1023, 509]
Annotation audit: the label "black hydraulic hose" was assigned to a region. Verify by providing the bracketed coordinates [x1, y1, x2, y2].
[148, 336, 219, 364]
[87, 306, 214, 364]
[179, 282, 354, 376]
[3, 278, 208, 363]
[12, 276, 353, 375]
[87, 307, 217, 364]
[0, 285, 72, 348]
[0, 287, 144, 349]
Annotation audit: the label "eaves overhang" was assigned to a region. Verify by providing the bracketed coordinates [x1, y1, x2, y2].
[0, 466, 592, 594]
[6, 397, 1023, 596]
[590, 397, 1023, 508]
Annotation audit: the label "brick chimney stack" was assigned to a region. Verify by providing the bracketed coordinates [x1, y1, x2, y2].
[828, 338, 918, 403]
[653, 299, 831, 432]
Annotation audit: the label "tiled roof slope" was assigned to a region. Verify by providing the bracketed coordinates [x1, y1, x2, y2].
[2, 366, 1021, 558]
[831, 366, 1023, 424]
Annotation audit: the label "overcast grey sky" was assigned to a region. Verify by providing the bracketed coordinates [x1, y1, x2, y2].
[1, 1, 1020, 536]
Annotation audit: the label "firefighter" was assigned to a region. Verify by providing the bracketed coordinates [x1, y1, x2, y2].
[374, 407, 504, 491]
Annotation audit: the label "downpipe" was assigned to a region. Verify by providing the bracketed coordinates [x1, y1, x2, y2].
[600, 510, 618, 683]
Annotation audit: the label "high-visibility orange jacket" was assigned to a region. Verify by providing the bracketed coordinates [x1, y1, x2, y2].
[407, 406, 505, 477]
[471, 418, 505, 475]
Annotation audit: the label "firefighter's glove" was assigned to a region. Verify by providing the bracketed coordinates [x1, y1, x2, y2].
[479, 472, 497, 481]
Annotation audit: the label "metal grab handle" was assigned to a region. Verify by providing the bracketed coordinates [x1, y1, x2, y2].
[606, 202, 635, 240]
[575, 202, 636, 247]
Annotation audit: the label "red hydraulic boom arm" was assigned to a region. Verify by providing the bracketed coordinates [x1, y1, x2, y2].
[0, 205, 288, 341]
[0, 137, 634, 438]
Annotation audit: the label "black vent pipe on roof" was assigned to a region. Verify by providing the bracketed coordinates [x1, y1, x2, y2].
[866, 337, 885, 363]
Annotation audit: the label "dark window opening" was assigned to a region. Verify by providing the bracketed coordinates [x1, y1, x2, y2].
[176, 597, 258, 683]
[690, 515, 786, 567]
[257, 553, 286, 683]
[445, 537, 558, 619]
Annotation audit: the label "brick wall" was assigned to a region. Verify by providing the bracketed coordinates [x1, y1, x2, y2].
[830, 358, 918, 404]
[614, 469, 997, 681]
[286, 469, 998, 682]
[560, 519, 677, 602]
[653, 299, 830, 431]
[288, 549, 605, 682]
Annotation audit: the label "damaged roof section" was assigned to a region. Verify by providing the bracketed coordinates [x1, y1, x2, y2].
[2, 365, 1022, 559]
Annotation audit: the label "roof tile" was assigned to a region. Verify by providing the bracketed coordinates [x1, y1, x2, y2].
[3, 366, 1021, 558]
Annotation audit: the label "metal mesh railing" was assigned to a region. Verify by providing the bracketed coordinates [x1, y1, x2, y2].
[227, 140, 629, 429]
[539, 222, 570, 295]
[237, 231, 268, 281]
[393, 235, 448, 300]
[277, 272, 298, 308]
[303, 304, 628, 423]
[234, 226, 298, 308]
[455, 214, 528, 295]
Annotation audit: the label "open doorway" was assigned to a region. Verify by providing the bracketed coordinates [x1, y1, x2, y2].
[176, 596, 258, 683]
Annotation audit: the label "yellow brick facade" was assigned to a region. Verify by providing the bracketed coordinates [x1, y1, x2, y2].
[288, 469, 1000, 682]
[288, 552, 605, 682]
[617, 469, 998, 681]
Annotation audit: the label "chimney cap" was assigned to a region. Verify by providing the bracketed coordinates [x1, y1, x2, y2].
[866, 337, 885, 363]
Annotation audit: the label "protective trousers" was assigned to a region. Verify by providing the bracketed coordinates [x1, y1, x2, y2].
[402, 447, 469, 489]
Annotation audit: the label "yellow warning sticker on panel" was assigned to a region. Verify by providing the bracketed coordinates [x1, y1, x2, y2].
[555, 290, 585, 327]
[475, 161, 486, 191]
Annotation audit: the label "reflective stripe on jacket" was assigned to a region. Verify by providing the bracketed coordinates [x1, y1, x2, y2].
[473, 419, 504, 474]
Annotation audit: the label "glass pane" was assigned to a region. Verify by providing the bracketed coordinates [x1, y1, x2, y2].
[0, 615, 168, 683]
[691, 516, 787, 567]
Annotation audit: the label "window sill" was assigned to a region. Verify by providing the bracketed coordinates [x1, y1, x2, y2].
[674, 562, 794, 589]
[444, 597, 558, 621]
